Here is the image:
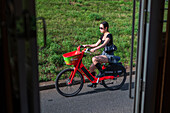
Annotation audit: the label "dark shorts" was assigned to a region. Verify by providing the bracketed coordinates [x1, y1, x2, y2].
[101, 51, 120, 63]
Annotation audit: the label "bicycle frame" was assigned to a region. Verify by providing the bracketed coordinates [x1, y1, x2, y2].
[67, 46, 116, 85]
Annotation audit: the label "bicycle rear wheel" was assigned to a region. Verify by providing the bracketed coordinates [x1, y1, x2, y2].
[102, 65, 126, 90]
[55, 68, 84, 97]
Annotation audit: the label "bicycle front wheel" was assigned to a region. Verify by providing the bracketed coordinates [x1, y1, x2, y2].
[55, 68, 84, 97]
[102, 65, 126, 90]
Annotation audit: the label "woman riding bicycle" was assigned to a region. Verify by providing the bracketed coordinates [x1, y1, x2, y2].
[83, 21, 119, 87]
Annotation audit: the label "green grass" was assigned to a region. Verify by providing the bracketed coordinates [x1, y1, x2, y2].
[163, 1, 169, 32]
[36, 0, 139, 81]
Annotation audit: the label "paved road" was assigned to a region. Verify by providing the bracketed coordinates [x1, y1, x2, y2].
[40, 76, 135, 113]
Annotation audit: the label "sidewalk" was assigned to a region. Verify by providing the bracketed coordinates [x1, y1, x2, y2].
[39, 68, 136, 91]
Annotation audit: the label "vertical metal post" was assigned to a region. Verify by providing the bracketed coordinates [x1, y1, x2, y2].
[134, 0, 148, 112]
[133, 0, 142, 112]
[37, 17, 47, 49]
[129, 0, 136, 99]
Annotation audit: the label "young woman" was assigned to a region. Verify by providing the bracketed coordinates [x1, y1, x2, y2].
[83, 21, 117, 87]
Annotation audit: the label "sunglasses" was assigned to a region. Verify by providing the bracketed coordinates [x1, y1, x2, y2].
[99, 27, 104, 30]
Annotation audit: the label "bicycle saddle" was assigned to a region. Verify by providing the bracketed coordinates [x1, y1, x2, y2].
[110, 56, 120, 63]
[113, 56, 120, 61]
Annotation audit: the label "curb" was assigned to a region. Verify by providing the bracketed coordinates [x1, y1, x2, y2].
[39, 71, 135, 91]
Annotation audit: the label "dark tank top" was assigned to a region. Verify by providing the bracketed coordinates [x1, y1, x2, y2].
[100, 34, 113, 46]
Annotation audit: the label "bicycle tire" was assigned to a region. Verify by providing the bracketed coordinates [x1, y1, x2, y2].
[102, 64, 126, 90]
[55, 68, 84, 97]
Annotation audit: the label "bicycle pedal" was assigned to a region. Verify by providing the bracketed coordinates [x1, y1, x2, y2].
[92, 84, 97, 88]
[92, 83, 97, 88]
[87, 83, 97, 88]
[113, 78, 117, 80]
[100, 82, 104, 85]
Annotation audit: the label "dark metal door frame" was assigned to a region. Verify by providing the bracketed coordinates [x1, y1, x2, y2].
[134, 0, 166, 113]
[0, 0, 40, 113]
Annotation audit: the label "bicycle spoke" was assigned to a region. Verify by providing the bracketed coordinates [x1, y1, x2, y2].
[55, 68, 84, 97]
[102, 66, 126, 90]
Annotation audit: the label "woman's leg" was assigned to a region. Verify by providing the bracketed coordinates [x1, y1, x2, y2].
[88, 63, 97, 87]
[92, 55, 108, 77]
[88, 55, 109, 87]
[92, 55, 109, 65]
[89, 55, 108, 72]
[89, 63, 96, 73]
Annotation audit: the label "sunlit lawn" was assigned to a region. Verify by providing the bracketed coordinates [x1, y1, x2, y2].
[36, 0, 139, 81]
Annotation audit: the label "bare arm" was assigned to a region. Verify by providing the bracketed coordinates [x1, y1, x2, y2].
[84, 39, 101, 48]
[91, 38, 110, 52]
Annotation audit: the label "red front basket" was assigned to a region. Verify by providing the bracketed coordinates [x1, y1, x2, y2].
[63, 51, 82, 65]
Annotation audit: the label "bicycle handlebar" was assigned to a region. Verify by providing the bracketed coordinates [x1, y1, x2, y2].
[85, 48, 91, 52]
[77, 45, 91, 54]
[77, 46, 81, 51]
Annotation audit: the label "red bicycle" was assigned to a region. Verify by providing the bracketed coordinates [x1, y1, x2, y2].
[55, 46, 127, 97]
